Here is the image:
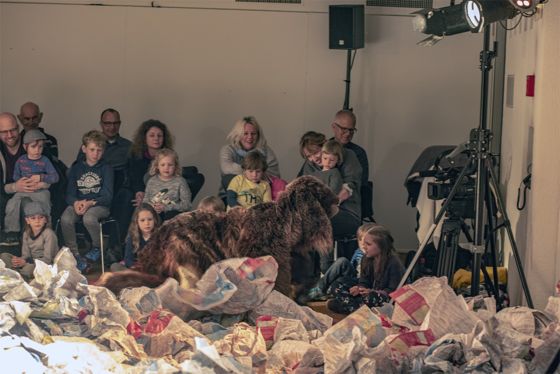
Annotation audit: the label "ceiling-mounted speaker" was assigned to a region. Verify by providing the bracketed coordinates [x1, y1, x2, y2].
[329, 5, 365, 50]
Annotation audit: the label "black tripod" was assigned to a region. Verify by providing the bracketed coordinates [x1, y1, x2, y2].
[398, 26, 533, 308]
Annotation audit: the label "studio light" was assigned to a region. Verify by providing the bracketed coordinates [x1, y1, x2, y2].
[413, 0, 518, 38]
[509, 0, 537, 11]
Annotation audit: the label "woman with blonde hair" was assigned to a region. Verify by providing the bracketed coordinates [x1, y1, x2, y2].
[219, 116, 281, 194]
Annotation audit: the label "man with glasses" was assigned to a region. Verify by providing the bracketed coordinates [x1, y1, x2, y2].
[75, 108, 131, 192]
[0, 112, 39, 244]
[331, 110, 369, 188]
[74, 108, 131, 253]
[18, 102, 59, 158]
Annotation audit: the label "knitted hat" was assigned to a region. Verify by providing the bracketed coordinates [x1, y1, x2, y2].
[24, 202, 48, 217]
[23, 129, 47, 144]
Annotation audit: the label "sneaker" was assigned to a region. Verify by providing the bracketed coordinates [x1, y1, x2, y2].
[84, 247, 101, 262]
[326, 298, 350, 315]
[0, 231, 21, 246]
[75, 255, 90, 273]
[308, 287, 328, 302]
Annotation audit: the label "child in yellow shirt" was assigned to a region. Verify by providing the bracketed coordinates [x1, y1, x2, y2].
[226, 151, 272, 209]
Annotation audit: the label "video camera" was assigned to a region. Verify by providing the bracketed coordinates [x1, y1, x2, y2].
[426, 149, 476, 219]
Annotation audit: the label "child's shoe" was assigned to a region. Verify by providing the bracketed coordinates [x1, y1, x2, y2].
[75, 255, 90, 273]
[84, 247, 101, 262]
[307, 286, 328, 301]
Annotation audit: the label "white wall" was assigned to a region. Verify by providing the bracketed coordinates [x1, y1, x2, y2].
[500, 2, 560, 309]
[0, 0, 482, 250]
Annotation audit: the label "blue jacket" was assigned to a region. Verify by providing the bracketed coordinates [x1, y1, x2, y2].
[66, 159, 114, 207]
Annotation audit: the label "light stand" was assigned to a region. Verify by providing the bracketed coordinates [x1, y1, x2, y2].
[399, 26, 533, 308]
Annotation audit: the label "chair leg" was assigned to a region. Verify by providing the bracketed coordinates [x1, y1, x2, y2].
[99, 222, 105, 274]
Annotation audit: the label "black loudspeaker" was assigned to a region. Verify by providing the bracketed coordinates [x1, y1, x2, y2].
[329, 4, 365, 50]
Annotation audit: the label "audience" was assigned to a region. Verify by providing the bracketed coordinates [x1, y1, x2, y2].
[197, 195, 226, 214]
[143, 148, 192, 220]
[1, 113, 33, 243]
[4, 130, 59, 237]
[76, 108, 131, 192]
[110, 203, 161, 272]
[300, 223, 373, 304]
[331, 110, 369, 187]
[226, 151, 272, 209]
[1, 104, 380, 294]
[0, 201, 58, 279]
[219, 116, 280, 195]
[326, 224, 404, 315]
[299, 131, 362, 270]
[128, 119, 174, 207]
[61, 130, 114, 272]
[18, 102, 59, 158]
[310, 139, 344, 195]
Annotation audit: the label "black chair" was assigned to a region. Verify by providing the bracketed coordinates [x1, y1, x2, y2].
[182, 166, 205, 201]
[361, 181, 375, 222]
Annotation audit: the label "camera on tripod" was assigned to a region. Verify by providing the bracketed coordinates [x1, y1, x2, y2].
[427, 168, 476, 219]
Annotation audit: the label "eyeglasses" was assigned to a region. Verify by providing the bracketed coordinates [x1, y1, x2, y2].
[101, 121, 121, 126]
[0, 127, 19, 136]
[333, 122, 357, 135]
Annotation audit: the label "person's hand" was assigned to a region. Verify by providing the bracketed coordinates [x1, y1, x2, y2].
[338, 188, 351, 203]
[29, 174, 41, 183]
[358, 287, 372, 296]
[11, 256, 26, 268]
[15, 177, 38, 193]
[133, 192, 145, 207]
[74, 200, 87, 215]
[349, 285, 362, 296]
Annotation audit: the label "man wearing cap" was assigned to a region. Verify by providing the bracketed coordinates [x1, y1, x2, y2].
[18, 102, 59, 158]
[0, 201, 58, 279]
[3, 128, 59, 236]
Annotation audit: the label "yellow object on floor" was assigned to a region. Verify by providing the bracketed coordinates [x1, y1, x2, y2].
[452, 267, 508, 289]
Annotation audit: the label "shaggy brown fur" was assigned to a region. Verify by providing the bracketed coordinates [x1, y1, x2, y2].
[98, 176, 338, 297]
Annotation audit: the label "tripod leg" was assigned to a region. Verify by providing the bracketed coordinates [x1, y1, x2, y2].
[487, 160, 534, 308]
[436, 219, 461, 285]
[485, 177, 503, 308]
[398, 160, 475, 290]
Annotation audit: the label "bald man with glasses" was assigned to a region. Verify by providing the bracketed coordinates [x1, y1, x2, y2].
[331, 110, 369, 187]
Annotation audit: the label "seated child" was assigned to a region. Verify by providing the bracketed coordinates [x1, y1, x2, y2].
[326, 224, 405, 315]
[197, 195, 226, 214]
[0, 201, 58, 279]
[61, 130, 114, 272]
[300, 223, 373, 304]
[143, 148, 192, 221]
[311, 139, 343, 194]
[226, 151, 272, 209]
[110, 203, 161, 271]
[4, 129, 59, 237]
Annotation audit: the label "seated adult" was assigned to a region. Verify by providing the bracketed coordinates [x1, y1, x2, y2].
[18, 102, 59, 158]
[219, 116, 280, 195]
[298, 131, 362, 271]
[112, 119, 173, 248]
[1, 113, 33, 243]
[128, 119, 174, 206]
[75, 108, 131, 192]
[331, 110, 369, 187]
